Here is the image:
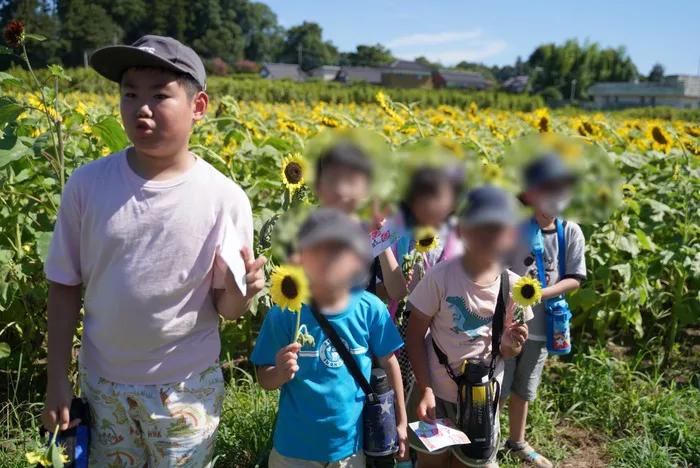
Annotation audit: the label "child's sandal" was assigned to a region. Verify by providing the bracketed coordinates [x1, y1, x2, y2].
[505, 441, 553, 468]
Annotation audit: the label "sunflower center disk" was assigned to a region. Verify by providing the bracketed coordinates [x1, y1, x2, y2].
[281, 276, 298, 299]
[419, 237, 435, 247]
[521, 284, 536, 300]
[284, 163, 302, 184]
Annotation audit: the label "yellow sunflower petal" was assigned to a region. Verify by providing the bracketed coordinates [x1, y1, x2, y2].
[281, 153, 307, 193]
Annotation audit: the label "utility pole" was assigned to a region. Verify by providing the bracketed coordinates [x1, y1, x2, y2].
[570, 79, 577, 102]
[297, 43, 303, 67]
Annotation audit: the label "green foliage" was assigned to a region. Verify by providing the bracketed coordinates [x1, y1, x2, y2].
[528, 39, 638, 100]
[340, 44, 393, 68]
[278, 21, 339, 71]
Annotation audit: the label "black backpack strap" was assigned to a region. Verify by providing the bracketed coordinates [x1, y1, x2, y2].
[432, 339, 459, 382]
[490, 271, 510, 373]
[309, 301, 379, 404]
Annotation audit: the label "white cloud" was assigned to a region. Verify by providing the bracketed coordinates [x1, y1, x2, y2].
[386, 29, 483, 48]
[400, 40, 507, 65]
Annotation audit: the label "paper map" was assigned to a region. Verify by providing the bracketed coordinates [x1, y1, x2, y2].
[369, 218, 401, 258]
[409, 419, 470, 452]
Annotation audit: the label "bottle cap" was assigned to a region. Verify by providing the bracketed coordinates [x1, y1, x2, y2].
[370, 368, 390, 395]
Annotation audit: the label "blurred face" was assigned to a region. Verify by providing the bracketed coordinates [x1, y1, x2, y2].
[410, 182, 455, 227]
[300, 242, 364, 292]
[524, 180, 574, 217]
[120, 68, 207, 158]
[316, 164, 370, 214]
[459, 223, 517, 258]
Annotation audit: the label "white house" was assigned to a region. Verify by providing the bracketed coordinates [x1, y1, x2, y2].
[588, 75, 700, 109]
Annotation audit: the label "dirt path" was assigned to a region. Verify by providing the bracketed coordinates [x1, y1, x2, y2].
[556, 426, 609, 468]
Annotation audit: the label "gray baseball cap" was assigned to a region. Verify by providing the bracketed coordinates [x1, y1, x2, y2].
[459, 185, 520, 227]
[297, 208, 372, 264]
[90, 35, 207, 91]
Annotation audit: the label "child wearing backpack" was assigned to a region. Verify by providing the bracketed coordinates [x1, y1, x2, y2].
[500, 154, 587, 467]
[251, 208, 407, 467]
[406, 185, 533, 468]
[41, 36, 265, 466]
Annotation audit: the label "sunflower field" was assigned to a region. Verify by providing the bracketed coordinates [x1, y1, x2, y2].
[1, 42, 700, 466]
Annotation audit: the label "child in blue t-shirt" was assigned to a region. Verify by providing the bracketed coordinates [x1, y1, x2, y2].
[251, 208, 407, 467]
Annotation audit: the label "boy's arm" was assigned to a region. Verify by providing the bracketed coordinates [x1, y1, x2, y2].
[42, 282, 82, 431]
[377, 248, 408, 302]
[377, 353, 408, 459]
[541, 278, 580, 300]
[406, 309, 437, 423]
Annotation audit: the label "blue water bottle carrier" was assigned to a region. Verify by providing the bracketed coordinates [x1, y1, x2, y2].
[529, 218, 573, 355]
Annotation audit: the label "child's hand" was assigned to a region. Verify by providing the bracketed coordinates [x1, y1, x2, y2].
[238, 246, 266, 299]
[396, 422, 408, 459]
[500, 322, 529, 358]
[275, 343, 301, 383]
[417, 388, 437, 424]
[367, 198, 392, 233]
[42, 376, 80, 431]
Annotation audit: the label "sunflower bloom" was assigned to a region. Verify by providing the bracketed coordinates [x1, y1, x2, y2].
[414, 226, 439, 253]
[4, 20, 24, 48]
[280, 153, 307, 193]
[647, 124, 672, 153]
[25, 451, 51, 465]
[270, 265, 309, 313]
[513, 276, 542, 308]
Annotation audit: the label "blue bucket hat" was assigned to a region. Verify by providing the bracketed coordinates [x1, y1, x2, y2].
[459, 185, 519, 227]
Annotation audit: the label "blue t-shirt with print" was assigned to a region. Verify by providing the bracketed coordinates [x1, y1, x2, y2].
[250, 290, 403, 462]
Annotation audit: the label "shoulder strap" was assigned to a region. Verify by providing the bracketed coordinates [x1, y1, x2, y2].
[491, 271, 509, 362]
[556, 218, 566, 279]
[530, 219, 547, 286]
[308, 301, 379, 404]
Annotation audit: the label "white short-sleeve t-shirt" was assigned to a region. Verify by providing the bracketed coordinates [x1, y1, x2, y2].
[45, 149, 253, 385]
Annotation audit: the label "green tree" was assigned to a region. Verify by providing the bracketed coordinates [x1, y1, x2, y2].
[230, 0, 284, 62]
[279, 21, 339, 70]
[340, 44, 393, 67]
[57, 0, 121, 67]
[414, 56, 440, 70]
[186, 0, 245, 63]
[648, 63, 665, 82]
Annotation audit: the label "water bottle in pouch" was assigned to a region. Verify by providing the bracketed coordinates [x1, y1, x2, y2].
[458, 361, 499, 461]
[363, 368, 399, 457]
[546, 296, 572, 355]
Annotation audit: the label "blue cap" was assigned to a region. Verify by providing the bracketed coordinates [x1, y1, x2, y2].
[521, 153, 577, 193]
[297, 208, 373, 264]
[459, 185, 519, 227]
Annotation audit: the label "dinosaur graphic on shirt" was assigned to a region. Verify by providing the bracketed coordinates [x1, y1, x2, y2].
[446, 296, 493, 338]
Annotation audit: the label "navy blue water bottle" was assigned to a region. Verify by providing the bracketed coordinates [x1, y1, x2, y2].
[363, 369, 399, 457]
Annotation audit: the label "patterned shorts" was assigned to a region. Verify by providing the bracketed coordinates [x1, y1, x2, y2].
[79, 363, 225, 467]
[396, 309, 415, 392]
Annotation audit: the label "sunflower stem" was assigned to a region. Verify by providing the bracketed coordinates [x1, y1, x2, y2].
[293, 310, 301, 344]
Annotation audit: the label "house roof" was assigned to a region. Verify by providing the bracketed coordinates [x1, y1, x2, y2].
[437, 69, 487, 85]
[310, 65, 341, 73]
[260, 63, 306, 81]
[504, 76, 529, 87]
[382, 59, 432, 73]
[336, 66, 382, 84]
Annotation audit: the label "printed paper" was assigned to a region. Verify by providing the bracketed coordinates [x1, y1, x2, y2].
[409, 419, 470, 452]
[369, 218, 401, 258]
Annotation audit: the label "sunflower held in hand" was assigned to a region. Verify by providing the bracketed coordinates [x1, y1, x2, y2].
[270, 265, 309, 313]
[414, 226, 439, 253]
[513, 276, 542, 308]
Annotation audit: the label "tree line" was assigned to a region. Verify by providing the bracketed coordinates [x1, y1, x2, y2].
[1, 0, 666, 99]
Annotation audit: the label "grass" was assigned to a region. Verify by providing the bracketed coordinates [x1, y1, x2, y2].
[1, 343, 698, 468]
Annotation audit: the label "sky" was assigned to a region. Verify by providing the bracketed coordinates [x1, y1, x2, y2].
[264, 0, 700, 76]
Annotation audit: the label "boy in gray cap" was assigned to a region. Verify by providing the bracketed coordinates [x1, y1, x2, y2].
[252, 208, 407, 467]
[406, 185, 532, 468]
[42, 36, 265, 466]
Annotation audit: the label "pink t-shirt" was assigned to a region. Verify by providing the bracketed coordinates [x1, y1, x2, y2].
[408, 257, 533, 403]
[44, 149, 253, 385]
